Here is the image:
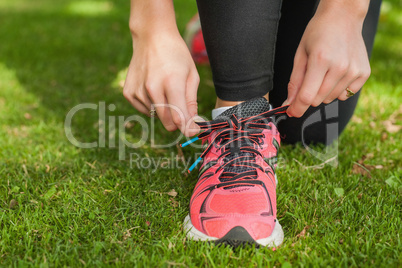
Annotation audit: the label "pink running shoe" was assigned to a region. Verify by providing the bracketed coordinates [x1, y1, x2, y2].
[181, 97, 288, 247]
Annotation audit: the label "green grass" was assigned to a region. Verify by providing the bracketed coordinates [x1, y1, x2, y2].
[0, 0, 401, 266]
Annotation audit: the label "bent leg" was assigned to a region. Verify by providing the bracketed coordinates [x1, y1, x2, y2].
[196, 0, 282, 101]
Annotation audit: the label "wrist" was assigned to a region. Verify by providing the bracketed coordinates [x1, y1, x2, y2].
[129, 0, 179, 41]
[130, 28, 183, 51]
[316, 0, 369, 26]
[130, 24, 180, 43]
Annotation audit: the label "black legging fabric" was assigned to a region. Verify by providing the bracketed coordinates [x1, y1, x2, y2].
[196, 0, 382, 145]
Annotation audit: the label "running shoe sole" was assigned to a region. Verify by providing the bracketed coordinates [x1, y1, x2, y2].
[184, 215, 284, 248]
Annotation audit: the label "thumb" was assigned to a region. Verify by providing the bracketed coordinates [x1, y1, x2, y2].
[183, 70, 201, 137]
[286, 47, 307, 105]
[186, 70, 200, 117]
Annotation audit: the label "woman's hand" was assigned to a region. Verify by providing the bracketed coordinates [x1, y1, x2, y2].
[286, 1, 371, 117]
[123, 32, 200, 137]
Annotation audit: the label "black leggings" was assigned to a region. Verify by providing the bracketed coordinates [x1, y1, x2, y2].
[196, 0, 382, 145]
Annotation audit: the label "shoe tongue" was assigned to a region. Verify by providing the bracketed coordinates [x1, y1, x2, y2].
[215, 97, 271, 183]
[216, 97, 271, 120]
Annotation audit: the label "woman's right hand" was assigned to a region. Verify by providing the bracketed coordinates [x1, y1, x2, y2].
[123, 31, 201, 137]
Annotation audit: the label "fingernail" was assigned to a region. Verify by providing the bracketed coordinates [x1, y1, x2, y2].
[282, 99, 290, 106]
[193, 115, 206, 123]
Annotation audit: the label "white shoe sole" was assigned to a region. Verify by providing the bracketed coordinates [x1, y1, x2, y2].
[183, 215, 284, 247]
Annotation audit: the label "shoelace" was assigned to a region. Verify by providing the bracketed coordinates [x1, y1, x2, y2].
[181, 106, 289, 181]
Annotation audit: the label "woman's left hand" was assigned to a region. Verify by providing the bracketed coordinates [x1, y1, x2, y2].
[285, 1, 371, 117]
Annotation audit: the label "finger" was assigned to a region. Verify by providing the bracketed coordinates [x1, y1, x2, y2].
[287, 58, 328, 117]
[124, 84, 153, 113]
[322, 75, 355, 103]
[136, 91, 153, 110]
[165, 80, 195, 137]
[337, 65, 370, 101]
[338, 71, 370, 101]
[323, 64, 367, 103]
[146, 83, 178, 132]
[186, 70, 200, 117]
[337, 76, 367, 101]
[123, 85, 148, 115]
[286, 47, 308, 105]
[125, 95, 150, 115]
[185, 71, 201, 136]
[153, 100, 178, 132]
[311, 66, 346, 107]
[123, 69, 153, 112]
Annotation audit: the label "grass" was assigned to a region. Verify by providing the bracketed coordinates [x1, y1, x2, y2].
[0, 0, 401, 266]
